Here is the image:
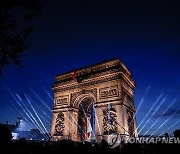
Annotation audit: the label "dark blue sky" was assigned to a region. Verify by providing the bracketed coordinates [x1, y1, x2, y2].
[0, 0, 180, 136]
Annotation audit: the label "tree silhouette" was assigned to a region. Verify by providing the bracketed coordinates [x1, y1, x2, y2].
[0, 0, 43, 76]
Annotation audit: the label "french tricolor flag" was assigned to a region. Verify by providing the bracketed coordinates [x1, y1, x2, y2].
[87, 119, 92, 140]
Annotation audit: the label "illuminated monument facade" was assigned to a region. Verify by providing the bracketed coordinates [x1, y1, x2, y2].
[51, 59, 138, 142]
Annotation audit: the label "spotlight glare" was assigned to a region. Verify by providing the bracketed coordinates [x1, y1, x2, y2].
[150, 97, 178, 137]
[140, 97, 166, 135]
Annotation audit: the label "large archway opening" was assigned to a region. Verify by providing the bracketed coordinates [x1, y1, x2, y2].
[77, 97, 96, 142]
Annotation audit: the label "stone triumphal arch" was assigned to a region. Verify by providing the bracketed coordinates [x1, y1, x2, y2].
[51, 58, 138, 142]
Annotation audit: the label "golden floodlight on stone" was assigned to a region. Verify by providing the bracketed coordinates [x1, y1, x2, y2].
[51, 58, 138, 142]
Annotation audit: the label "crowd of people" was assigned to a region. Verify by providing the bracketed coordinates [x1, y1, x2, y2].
[0, 124, 180, 154]
[1, 138, 179, 154]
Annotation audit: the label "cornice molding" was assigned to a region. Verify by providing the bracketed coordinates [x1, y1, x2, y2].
[53, 72, 135, 93]
[54, 59, 134, 84]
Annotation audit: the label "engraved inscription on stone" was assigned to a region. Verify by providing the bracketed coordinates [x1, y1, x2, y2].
[56, 95, 68, 106]
[100, 85, 119, 99]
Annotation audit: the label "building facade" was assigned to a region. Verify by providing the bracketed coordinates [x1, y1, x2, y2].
[51, 59, 138, 142]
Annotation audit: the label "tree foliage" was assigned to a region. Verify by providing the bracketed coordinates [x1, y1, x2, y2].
[0, 0, 43, 76]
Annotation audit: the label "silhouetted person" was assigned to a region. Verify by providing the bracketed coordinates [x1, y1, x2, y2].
[173, 129, 180, 138]
[14, 138, 31, 154]
[0, 124, 12, 154]
[164, 133, 170, 139]
[100, 139, 110, 152]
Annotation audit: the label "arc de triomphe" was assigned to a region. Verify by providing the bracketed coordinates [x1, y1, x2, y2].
[51, 58, 138, 142]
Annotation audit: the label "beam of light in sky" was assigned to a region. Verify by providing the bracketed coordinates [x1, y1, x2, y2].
[9, 98, 46, 139]
[25, 94, 48, 133]
[42, 87, 53, 101]
[21, 94, 51, 125]
[137, 93, 163, 129]
[153, 108, 180, 137]
[38, 114, 51, 126]
[30, 88, 51, 112]
[26, 95, 51, 120]
[29, 128, 46, 139]
[14, 93, 47, 132]
[138, 97, 166, 135]
[33, 102, 51, 120]
[18, 100, 48, 139]
[6, 98, 36, 131]
[142, 97, 166, 136]
[159, 120, 180, 137]
[26, 112, 48, 139]
[132, 93, 163, 137]
[149, 97, 178, 137]
[173, 125, 180, 134]
[26, 111, 49, 139]
[5, 105, 32, 131]
[7, 88, 45, 134]
[28, 131, 38, 138]
[129, 86, 151, 127]
[7, 87, 25, 111]
[14, 92, 48, 139]
[6, 88, 40, 130]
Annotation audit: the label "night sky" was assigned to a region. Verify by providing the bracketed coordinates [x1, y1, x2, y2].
[0, 0, 180, 136]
